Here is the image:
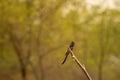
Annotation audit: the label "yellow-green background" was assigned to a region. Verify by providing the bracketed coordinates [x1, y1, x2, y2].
[0, 0, 120, 80]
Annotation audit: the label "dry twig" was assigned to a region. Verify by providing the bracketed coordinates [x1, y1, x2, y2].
[64, 47, 92, 80]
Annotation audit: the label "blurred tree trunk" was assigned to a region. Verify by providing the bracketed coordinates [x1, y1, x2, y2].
[98, 12, 106, 80]
[80, 28, 88, 64]
[33, 1, 68, 80]
[98, 11, 110, 80]
[8, 27, 27, 80]
[39, 57, 45, 80]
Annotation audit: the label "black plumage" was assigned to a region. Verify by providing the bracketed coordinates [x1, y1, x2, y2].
[62, 41, 75, 64]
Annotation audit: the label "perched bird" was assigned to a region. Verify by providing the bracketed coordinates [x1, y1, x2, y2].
[62, 41, 75, 64]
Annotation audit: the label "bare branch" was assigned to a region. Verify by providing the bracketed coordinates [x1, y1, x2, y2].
[67, 47, 92, 80]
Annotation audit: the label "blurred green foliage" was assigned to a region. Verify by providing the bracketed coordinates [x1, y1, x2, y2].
[0, 0, 120, 80]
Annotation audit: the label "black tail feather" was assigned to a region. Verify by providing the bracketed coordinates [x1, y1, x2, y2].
[62, 54, 68, 64]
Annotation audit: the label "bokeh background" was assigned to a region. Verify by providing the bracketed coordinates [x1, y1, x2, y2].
[0, 0, 120, 80]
